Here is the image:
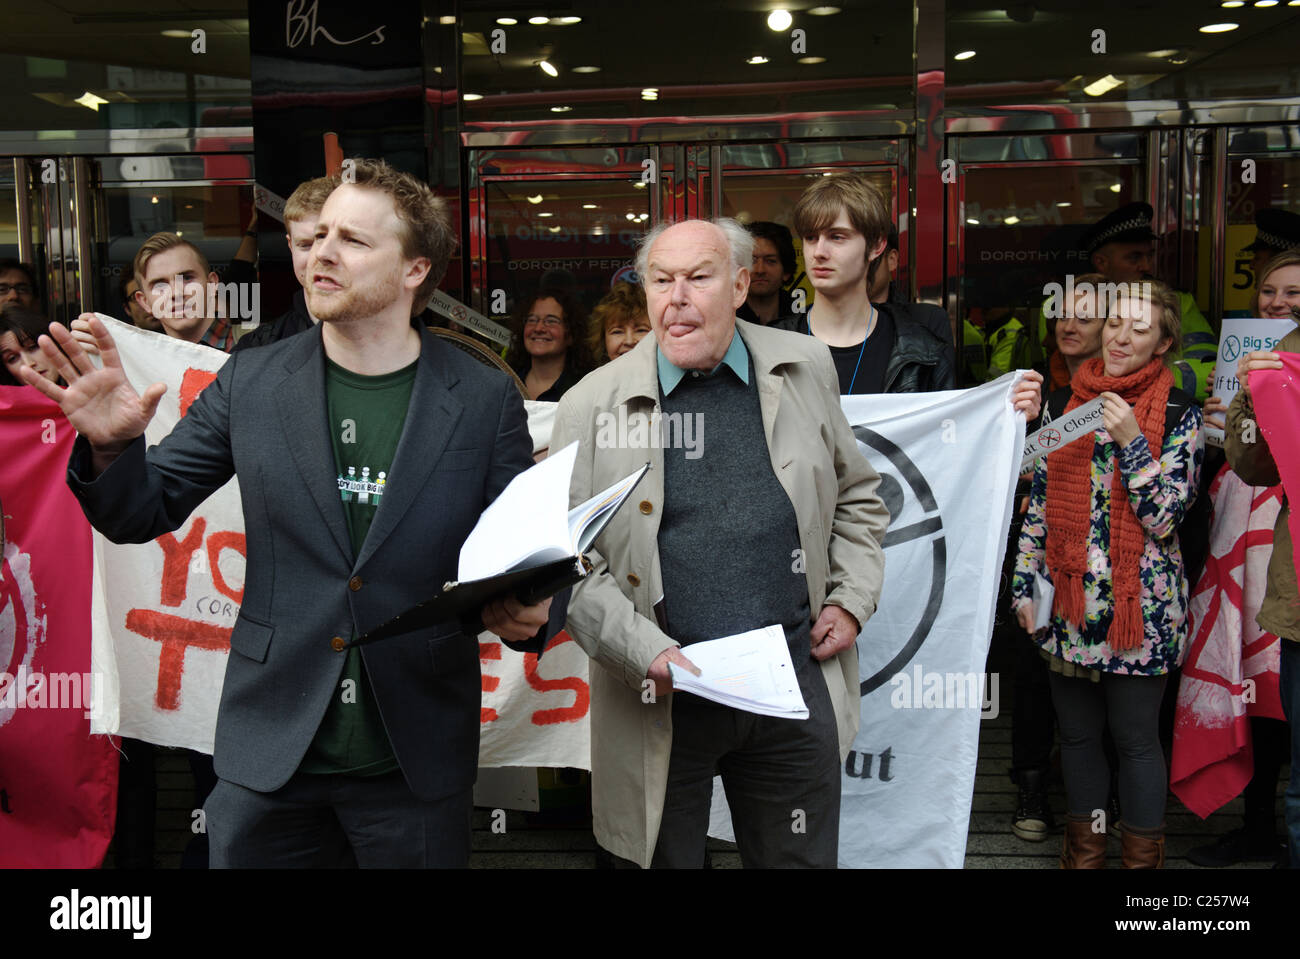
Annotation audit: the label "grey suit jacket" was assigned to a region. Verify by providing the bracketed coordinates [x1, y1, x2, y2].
[68, 323, 554, 801]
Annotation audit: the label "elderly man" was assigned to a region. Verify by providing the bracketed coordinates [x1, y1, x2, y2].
[552, 218, 888, 868]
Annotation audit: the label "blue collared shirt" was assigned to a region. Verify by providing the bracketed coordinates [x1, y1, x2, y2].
[655, 329, 751, 396]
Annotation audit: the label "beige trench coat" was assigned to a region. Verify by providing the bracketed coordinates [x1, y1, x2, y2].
[551, 318, 889, 867]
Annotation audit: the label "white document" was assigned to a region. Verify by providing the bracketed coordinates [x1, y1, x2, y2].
[456, 441, 649, 583]
[1032, 573, 1055, 632]
[668, 625, 808, 719]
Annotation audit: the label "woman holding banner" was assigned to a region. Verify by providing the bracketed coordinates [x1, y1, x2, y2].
[1012, 280, 1202, 868]
[1223, 292, 1300, 870]
[1180, 253, 1298, 867]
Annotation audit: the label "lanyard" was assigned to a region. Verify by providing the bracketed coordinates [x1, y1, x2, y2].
[806, 304, 875, 394]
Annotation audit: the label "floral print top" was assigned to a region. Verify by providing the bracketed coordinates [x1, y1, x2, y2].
[1011, 403, 1203, 676]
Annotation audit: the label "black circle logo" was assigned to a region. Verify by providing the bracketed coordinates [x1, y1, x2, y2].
[852, 426, 947, 697]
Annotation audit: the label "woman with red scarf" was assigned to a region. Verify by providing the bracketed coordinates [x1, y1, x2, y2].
[1012, 280, 1203, 868]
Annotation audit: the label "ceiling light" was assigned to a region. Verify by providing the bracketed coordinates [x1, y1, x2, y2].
[954, 50, 976, 60]
[550, 105, 572, 112]
[463, 92, 483, 100]
[175, 231, 183, 237]
[496, 17, 517, 25]
[633, 181, 648, 189]
[808, 5, 841, 13]
[537, 211, 553, 217]
[573, 65, 601, 73]
[641, 88, 658, 100]
[151, 195, 159, 204]
[74, 91, 109, 111]
[1221, 0, 1244, 5]
[798, 56, 826, 64]
[767, 9, 793, 31]
[1083, 74, 1124, 96]
[1109, 183, 1123, 192]
[526, 194, 544, 204]
[625, 213, 637, 221]
[438, 15, 457, 24]
[538, 60, 559, 77]
[557, 16, 582, 24]
[1003, 215, 1020, 225]
[549, 226, 562, 233]
[1255, 0, 1278, 6]
[160, 29, 191, 38]
[528, 16, 548, 24]
[966, 218, 979, 226]
[1145, 49, 1179, 57]
[582, 203, 598, 209]
[746, 55, 769, 65]
[1199, 22, 1240, 32]
[1056, 201, 1071, 207]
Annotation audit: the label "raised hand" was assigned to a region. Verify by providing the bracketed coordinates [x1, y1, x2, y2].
[16, 314, 166, 458]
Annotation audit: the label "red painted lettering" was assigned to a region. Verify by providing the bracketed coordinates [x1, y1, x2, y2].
[523, 631, 589, 725]
[479, 640, 501, 722]
[178, 368, 218, 419]
[155, 518, 206, 607]
[206, 531, 247, 604]
[124, 609, 231, 710]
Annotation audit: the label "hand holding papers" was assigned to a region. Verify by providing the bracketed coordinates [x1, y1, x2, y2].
[667, 625, 809, 719]
[349, 441, 648, 648]
[1032, 573, 1054, 633]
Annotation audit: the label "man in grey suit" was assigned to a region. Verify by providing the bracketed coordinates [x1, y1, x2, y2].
[18, 159, 556, 868]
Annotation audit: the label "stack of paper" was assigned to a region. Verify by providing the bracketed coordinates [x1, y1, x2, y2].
[667, 625, 809, 719]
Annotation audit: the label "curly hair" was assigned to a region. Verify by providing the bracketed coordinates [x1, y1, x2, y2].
[346, 158, 456, 310]
[587, 281, 648, 365]
[504, 287, 594, 377]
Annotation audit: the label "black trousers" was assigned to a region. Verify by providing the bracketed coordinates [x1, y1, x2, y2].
[651, 654, 840, 869]
[205, 770, 472, 868]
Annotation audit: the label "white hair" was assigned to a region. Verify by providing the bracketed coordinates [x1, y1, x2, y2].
[634, 218, 754, 287]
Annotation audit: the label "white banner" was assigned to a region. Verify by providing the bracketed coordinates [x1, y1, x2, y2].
[88, 317, 240, 752]
[1207, 317, 1295, 447]
[91, 321, 589, 766]
[709, 373, 1025, 868]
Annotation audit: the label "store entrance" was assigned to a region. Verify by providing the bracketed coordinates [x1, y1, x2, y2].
[465, 138, 905, 323]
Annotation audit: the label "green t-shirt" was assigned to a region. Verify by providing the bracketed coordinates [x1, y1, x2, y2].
[299, 357, 417, 777]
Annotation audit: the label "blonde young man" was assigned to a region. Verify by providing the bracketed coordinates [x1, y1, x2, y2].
[232, 176, 339, 353]
[20, 158, 560, 868]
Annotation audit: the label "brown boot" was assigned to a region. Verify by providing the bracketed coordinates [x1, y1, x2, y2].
[1121, 824, 1166, 868]
[1060, 814, 1107, 868]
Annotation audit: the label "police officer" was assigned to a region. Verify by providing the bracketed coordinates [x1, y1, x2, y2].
[1031, 202, 1213, 401]
[1244, 208, 1300, 280]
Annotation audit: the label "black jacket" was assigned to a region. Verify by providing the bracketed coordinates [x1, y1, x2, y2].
[776, 302, 955, 394]
[881, 304, 956, 393]
[66, 325, 564, 801]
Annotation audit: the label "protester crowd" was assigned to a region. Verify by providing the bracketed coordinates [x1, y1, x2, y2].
[2, 162, 1298, 872]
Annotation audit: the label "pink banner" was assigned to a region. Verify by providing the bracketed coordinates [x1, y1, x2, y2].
[1251, 356, 1300, 593]
[0, 386, 119, 867]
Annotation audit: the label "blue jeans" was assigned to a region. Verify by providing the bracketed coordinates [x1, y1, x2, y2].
[1281, 640, 1300, 867]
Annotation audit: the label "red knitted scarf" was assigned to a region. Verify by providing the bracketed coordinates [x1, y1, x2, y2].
[1045, 356, 1172, 651]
